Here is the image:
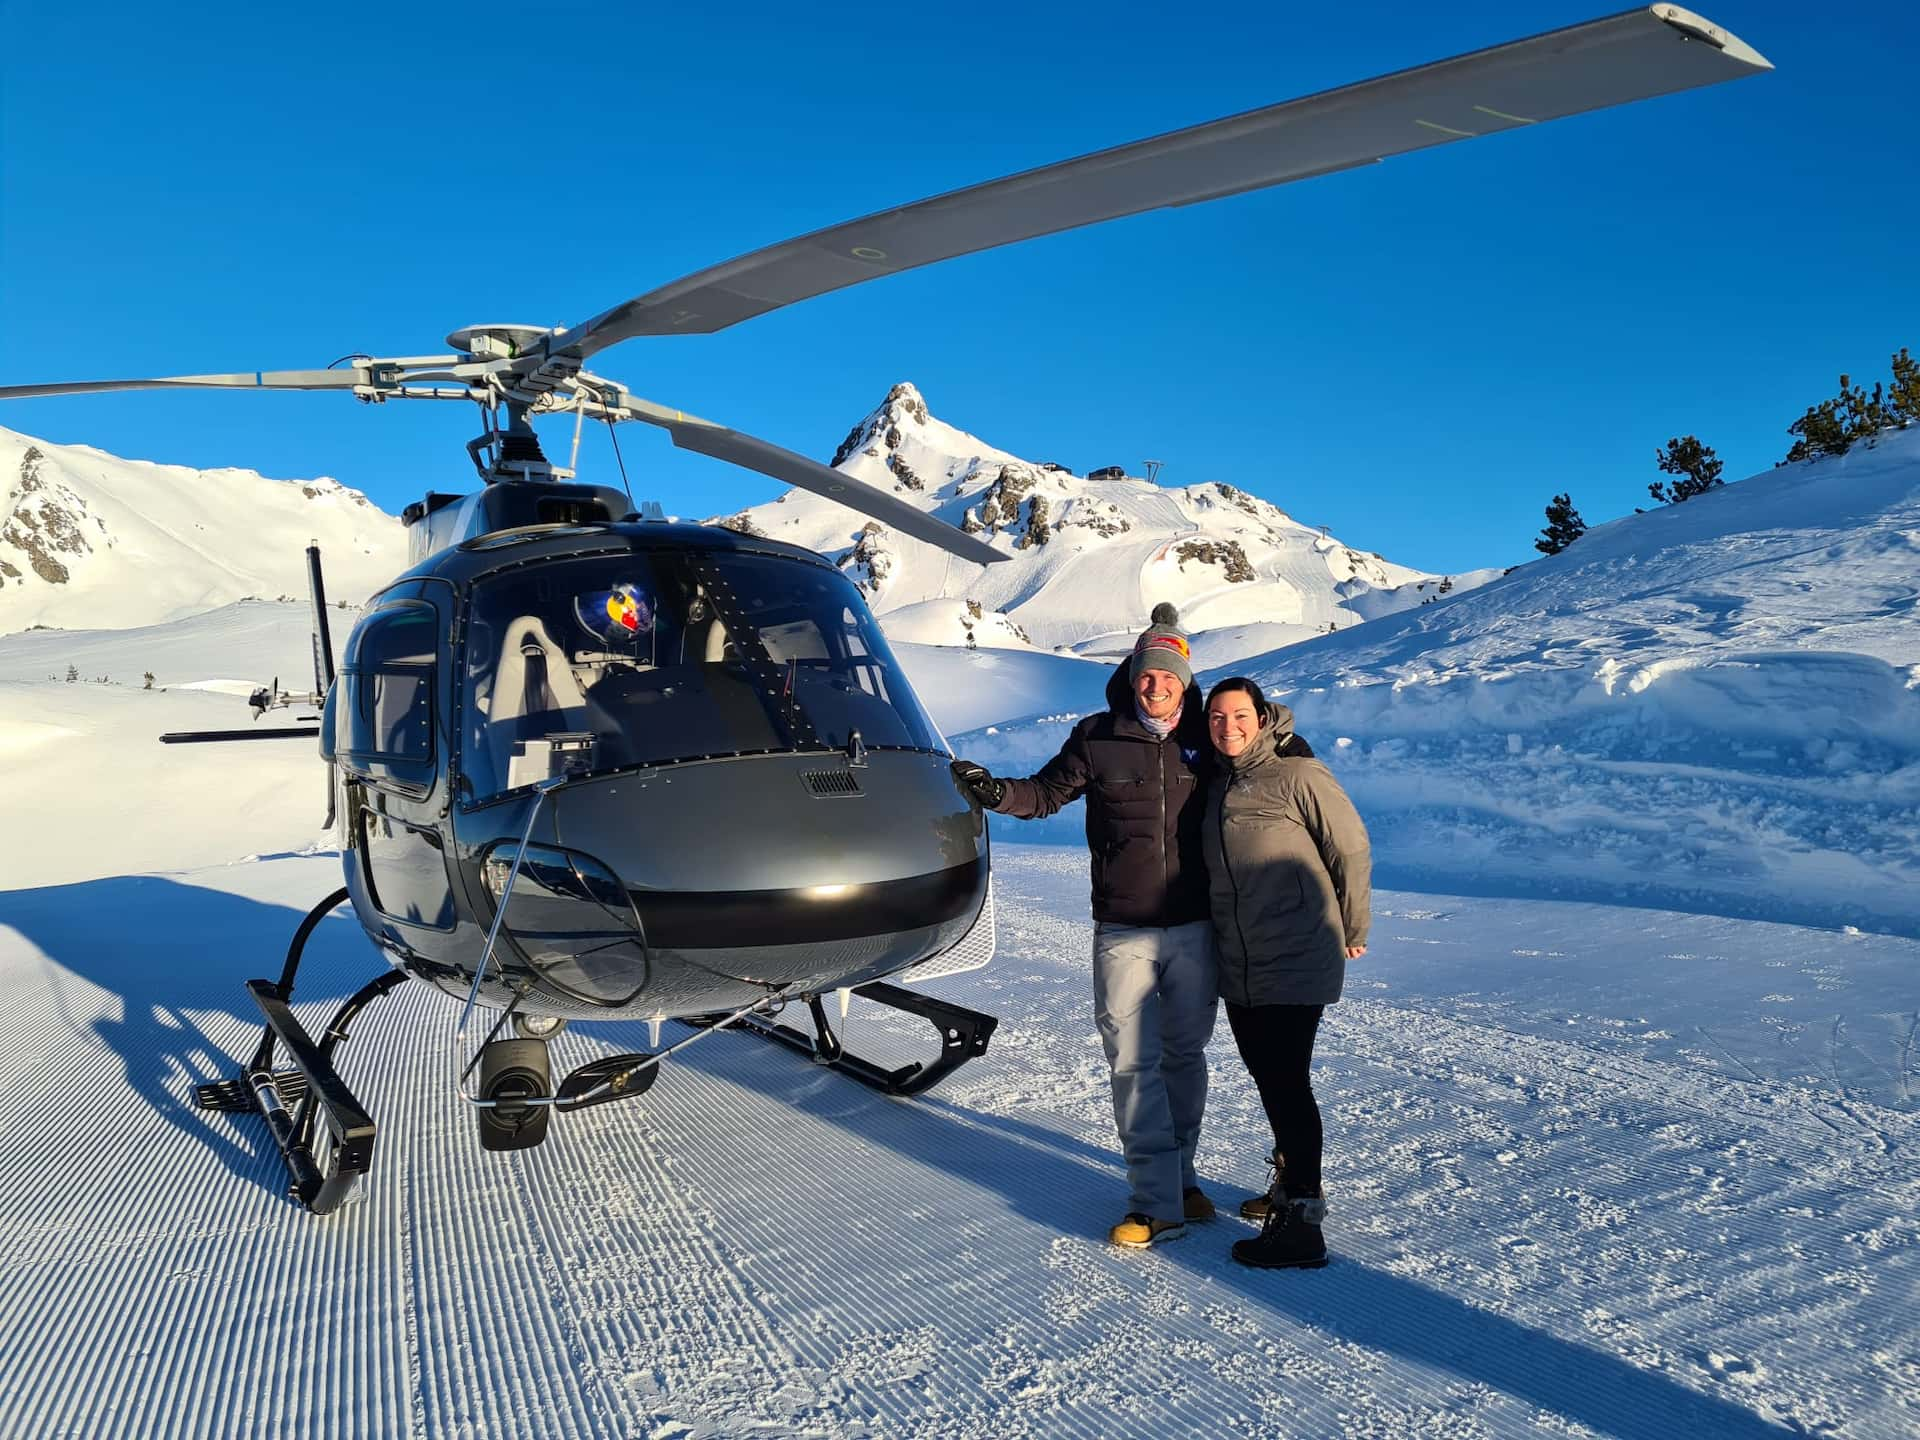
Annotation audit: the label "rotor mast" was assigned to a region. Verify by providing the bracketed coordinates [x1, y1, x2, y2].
[448, 324, 585, 485]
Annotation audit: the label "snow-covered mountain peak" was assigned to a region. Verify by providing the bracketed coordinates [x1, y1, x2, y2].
[725, 386, 1487, 662]
[0, 426, 405, 634]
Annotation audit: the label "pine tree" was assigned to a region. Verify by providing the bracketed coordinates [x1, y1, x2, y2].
[1785, 395, 1849, 463]
[1887, 348, 1919, 425]
[1535, 493, 1587, 554]
[1648, 436, 1724, 506]
[65, 664, 79, 682]
[1785, 357, 1911, 464]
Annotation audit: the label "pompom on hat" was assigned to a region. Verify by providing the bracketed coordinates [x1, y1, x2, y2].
[1129, 602, 1192, 689]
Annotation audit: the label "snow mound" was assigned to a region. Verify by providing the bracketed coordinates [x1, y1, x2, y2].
[960, 430, 1920, 935]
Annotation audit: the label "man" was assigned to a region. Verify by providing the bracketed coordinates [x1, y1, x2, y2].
[950, 603, 1217, 1248]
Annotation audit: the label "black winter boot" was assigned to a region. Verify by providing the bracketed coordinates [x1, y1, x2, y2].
[1231, 1191, 1328, 1270]
[1239, 1150, 1282, 1221]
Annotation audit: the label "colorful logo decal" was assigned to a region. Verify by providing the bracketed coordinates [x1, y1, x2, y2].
[1138, 633, 1190, 662]
[605, 584, 651, 634]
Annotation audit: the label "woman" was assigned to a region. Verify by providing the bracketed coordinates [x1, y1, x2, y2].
[1202, 677, 1371, 1269]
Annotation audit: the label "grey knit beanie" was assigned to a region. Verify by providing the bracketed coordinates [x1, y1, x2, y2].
[1129, 602, 1192, 688]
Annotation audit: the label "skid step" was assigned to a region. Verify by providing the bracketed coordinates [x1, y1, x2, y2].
[196, 1068, 308, 1113]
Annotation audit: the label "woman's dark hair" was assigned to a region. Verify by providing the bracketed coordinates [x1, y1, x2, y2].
[1204, 676, 1269, 725]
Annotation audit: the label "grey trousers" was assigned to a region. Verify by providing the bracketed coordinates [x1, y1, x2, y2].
[1091, 919, 1219, 1222]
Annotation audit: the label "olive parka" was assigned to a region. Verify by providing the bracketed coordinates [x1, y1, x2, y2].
[1203, 705, 1372, 1007]
[991, 666, 1215, 929]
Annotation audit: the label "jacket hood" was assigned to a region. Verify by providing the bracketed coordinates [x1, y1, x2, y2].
[1221, 701, 1304, 774]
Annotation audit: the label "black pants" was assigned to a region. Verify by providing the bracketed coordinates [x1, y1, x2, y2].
[1225, 1002, 1326, 1196]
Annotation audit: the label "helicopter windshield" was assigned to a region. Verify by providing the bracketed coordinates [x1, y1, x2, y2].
[461, 548, 940, 802]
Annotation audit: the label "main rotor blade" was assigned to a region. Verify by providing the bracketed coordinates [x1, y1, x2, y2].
[547, 5, 1767, 359]
[0, 370, 371, 401]
[614, 396, 1007, 566]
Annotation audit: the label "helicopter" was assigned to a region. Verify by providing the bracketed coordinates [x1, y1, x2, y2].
[0, 6, 1769, 1215]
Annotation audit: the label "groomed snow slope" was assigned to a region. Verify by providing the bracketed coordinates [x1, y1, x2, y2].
[962, 432, 1920, 937]
[0, 850, 1913, 1438]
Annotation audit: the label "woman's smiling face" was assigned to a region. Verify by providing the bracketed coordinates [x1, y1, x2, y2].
[1208, 690, 1263, 757]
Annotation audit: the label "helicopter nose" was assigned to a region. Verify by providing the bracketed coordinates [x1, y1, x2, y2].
[509, 751, 987, 990]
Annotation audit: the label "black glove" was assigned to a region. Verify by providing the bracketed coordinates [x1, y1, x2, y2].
[950, 758, 1006, 809]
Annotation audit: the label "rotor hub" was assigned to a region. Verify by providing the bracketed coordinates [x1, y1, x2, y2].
[446, 323, 557, 361]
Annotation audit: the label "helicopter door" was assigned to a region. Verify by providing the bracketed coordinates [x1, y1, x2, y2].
[337, 595, 455, 933]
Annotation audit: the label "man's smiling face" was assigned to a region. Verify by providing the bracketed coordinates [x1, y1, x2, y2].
[1135, 667, 1183, 721]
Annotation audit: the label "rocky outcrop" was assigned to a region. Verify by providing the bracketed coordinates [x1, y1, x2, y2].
[838, 521, 894, 596]
[1210, 482, 1267, 520]
[964, 464, 1053, 549]
[1, 446, 104, 588]
[297, 479, 373, 506]
[1173, 538, 1256, 583]
[1059, 496, 1132, 538]
[1335, 545, 1392, 587]
[961, 597, 1032, 648]
[888, 454, 924, 492]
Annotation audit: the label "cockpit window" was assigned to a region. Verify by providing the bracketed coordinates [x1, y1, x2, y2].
[459, 549, 938, 803]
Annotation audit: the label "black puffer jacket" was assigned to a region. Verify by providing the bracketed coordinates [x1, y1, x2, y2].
[993, 668, 1310, 928]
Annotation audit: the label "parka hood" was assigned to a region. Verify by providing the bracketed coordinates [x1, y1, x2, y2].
[1219, 700, 1310, 773]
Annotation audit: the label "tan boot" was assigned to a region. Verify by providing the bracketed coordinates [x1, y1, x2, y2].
[1109, 1212, 1187, 1248]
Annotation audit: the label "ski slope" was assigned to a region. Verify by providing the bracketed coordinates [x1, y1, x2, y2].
[0, 848, 1913, 1438]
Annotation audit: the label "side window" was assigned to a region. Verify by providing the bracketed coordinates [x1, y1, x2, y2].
[359, 809, 456, 930]
[341, 602, 439, 789]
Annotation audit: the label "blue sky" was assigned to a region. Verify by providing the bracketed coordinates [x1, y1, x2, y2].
[1, 1, 1913, 574]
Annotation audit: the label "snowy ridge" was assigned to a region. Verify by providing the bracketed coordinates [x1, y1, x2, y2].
[712, 383, 1493, 664]
[960, 431, 1920, 935]
[0, 426, 405, 634]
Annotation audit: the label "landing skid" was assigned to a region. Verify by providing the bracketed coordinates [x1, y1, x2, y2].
[196, 892, 998, 1215]
[716, 981, 998, 1097]
[193, 887, 406, 1216]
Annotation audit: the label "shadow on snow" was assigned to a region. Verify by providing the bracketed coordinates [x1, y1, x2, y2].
[0, 873, 377, 1193]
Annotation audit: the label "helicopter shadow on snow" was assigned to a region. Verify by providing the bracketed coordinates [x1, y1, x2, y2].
[666, 1036, 1788, 1440]
[0, 872, 366, 1189]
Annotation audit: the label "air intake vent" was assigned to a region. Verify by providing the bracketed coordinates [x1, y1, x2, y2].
[802, 769, 863, 798]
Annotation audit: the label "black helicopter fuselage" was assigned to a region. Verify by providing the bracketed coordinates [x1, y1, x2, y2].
[321, 494, 988, 1024]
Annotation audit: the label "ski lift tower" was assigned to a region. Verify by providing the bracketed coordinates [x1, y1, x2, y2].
[1143, 459, 1164, 485]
